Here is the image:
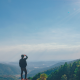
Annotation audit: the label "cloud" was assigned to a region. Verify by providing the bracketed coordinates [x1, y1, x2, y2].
[0, 43, 80, 52]
[0, 43, 80, 62]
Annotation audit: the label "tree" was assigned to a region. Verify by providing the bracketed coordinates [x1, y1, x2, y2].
[37, 73, 47, 80]
[74, 64, 80, 80]
[61, 74, 67, 80]
[32, 73, 41, 80]
[37, 78, 42, 80]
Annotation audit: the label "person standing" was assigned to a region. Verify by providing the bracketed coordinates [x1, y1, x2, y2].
[19, 54, 28, 80]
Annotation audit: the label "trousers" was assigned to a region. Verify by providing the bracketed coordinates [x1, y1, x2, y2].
[21, 67, 27, 79]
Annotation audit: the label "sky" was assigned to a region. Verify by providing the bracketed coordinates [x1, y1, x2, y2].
[0, 0, 80, 62]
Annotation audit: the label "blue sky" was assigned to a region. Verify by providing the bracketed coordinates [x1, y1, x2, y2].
[0, 0, 80, 62]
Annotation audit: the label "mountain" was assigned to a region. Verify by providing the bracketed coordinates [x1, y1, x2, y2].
[47, 59, 80, 80]
[6, 61, 65, 77]
[0, 63, 20, 75]
[0, 75, 18, 80]
[29, 59, 80, 80]
[0, 60, 69, 77]
[28, 61, 65, 77]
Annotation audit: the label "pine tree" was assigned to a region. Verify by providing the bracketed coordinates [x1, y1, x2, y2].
[61, 74, 67, 80]
[37, 73, 47, 80]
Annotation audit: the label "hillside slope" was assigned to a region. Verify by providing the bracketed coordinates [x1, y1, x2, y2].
[29, 59, 80, 80]
[28, 62, 65, 77]
[0, 63, 20, 75]
[0, 75, 18, 80]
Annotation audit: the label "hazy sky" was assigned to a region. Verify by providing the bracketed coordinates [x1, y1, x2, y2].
[0, 0, 80, 62]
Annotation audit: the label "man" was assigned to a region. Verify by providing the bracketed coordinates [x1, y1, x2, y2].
[19, 54, 28, 80]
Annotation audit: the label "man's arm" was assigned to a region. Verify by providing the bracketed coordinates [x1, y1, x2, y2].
[24, 55, 28, 60]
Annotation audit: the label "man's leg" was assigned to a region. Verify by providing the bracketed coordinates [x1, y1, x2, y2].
[24, 68, 27, 79]
[21, 68, 23, 79]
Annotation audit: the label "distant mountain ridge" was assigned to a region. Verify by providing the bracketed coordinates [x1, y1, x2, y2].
[0, 75, 18, 80]
[28, 61, 65, 77]
[0, 63, 20, 75]
[0, 60, 73, 77]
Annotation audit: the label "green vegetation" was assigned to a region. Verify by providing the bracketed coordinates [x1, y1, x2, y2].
[1, 59, 80, 80]
[37, 73, 47, 80]
[0, 63, 20, 75]
[41, 67, 59, 75]
[31, 73, 41, 80]
[0, 63, 20, 80]
[0, 75, 18, 80]
[28, 59, 80, 80]
[61, 74, 67, 80]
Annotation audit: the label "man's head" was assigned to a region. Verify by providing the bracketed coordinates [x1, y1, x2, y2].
[21, 55, 24, 59]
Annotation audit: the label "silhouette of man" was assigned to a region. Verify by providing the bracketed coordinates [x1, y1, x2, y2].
[19, 54, 28, 80]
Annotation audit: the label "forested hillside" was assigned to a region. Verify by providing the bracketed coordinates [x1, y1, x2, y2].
[29, 59, 80, 80]
[0, 63, 20, 75]
[28, 61, 65, 77]
[0, 75, 18, 80]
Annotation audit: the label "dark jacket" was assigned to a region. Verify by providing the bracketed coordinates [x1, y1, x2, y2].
[19, 56, 28, 68]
